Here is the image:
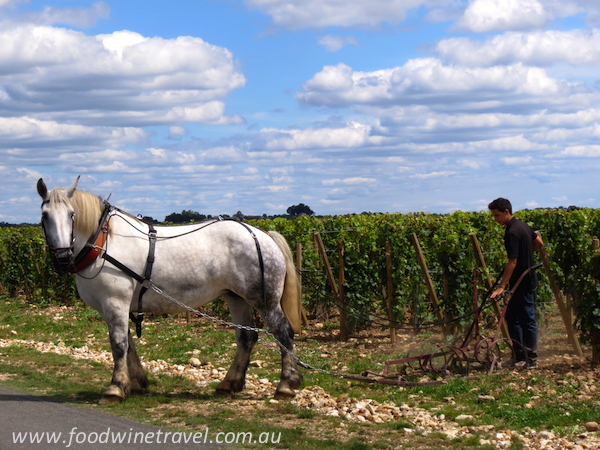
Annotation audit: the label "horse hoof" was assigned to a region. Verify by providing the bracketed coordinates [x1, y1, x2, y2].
[214, 388, 235, 397]
[101, 384, 127, 401]
[273, 390, 295, 401]
[130, 379, 148, 394]
[274, 385, 296, 400]
[99, 395, 122, 405]
[288, 373, 303, 389]
[130, 388, 147, 395]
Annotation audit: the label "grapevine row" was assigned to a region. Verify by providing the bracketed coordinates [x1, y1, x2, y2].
[1, 209, 599, 346]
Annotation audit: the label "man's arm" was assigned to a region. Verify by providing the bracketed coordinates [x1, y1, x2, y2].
[532, 234, 544, 252]
[491, 258, 517, 298]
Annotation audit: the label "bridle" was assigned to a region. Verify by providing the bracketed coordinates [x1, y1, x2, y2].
[41, 200, 114, 276]
[41, 205, 76, 274]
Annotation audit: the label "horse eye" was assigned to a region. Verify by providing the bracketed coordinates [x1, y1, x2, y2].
[42, 211, 48, 220]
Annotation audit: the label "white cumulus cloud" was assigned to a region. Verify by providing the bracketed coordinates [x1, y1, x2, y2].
[559, 145, 600, 157]
[323, 177, 376, 185]
[0, 25, 246, 127]
[436, 29, 600, 67]
[245, 0, 433, 29]
[318, 35, 359, 52]
[410, 171, 456, 179]
[297, 59, 565, 109]
[260, 121, 379, 150]
[0, 117, 145, 151]
[501, 156, 533, 165]
[457, 0, 549, 32]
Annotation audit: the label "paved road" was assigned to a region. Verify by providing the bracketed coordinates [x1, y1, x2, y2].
[0, 385, 225, 449]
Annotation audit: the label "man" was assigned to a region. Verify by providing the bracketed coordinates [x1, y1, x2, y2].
[488, 198, 544, 368]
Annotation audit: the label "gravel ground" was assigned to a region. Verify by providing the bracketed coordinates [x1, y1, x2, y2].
[1, 336, 600, 449]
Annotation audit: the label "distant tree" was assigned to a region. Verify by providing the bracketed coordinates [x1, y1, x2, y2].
[141, 216, 159, 224]
[287, 203, 314, 216]
[0, 222, 39, 228]
[164, 209, 207, 223]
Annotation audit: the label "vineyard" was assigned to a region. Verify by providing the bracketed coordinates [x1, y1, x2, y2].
[1, 209, 600, 350]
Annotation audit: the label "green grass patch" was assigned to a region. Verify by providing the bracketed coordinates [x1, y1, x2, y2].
[1, 296, 600, 449]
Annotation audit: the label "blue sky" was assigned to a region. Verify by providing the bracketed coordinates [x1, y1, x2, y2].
[2, 0, 600, 223]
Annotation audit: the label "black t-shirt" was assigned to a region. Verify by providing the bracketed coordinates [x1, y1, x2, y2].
[504, 217, 538, 292]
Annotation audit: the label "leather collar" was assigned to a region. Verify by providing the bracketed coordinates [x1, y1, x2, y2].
[70, 204, 111, 274]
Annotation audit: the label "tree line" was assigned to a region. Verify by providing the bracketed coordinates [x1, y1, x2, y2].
[151, 203, 315, 224]
[1, 204, 316, 227]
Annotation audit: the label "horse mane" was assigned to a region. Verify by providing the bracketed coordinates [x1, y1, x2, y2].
[71, 190, 108, 237]
[47, 187, 107, 237]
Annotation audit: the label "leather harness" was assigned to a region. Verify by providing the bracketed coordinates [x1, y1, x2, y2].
[70, 208, 265, 339]
[69, 202, 112, 274]
[70, 203, 157, 337]
[102, 223, 156, 339]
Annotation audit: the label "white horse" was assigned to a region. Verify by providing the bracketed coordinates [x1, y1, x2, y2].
[37, 177, 303, 404]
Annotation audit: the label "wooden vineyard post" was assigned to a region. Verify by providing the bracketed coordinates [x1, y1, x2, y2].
[297, 242, 302, 299]
[313, 233, 320, 268]
[313, 233, 326, 319]
[296, 242, 310, 328]
[536, 232, 583, 357]
[338, 242, 348, 340]
[442, 267, 454, 335]
[566, 294, 573, 326]
[410, 233, 445, 333]
[468, 233, 510, 340]
[385, 241, 397, 345]
[593, 239, 600, 366]
[313, 232, 348, 339]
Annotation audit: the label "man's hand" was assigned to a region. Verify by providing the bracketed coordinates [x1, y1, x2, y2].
[492, 258, 517, 299]
[490, 287, 506, 299]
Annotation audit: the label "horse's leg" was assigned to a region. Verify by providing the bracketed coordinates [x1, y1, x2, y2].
[127, 330, 149, 393]
[99, 312, 131, 404]
[262, 307, 303, 400]
[215, 293, 258, 396]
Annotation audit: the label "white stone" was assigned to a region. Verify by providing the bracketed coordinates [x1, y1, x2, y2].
[189, 357, 202, 367]
[455, 414, 473, 421]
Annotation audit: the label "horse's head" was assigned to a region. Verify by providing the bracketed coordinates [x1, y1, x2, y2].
[37, 176, 80, 274]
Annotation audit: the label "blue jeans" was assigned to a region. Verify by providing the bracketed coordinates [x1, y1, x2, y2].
[505, 289, 538, 361]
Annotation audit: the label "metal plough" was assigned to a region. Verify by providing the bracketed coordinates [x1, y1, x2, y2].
[352, 264, 542, 387]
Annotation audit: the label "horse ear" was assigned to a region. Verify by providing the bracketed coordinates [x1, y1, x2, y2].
[66, 175, 80, 198]
[37, 178, 48, 199]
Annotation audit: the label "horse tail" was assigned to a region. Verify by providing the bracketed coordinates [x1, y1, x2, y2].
[269, 231, 302, 334]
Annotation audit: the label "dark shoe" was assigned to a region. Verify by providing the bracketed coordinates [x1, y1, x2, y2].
[502, 358, 527, 369]
[526, 359, 538, 369]
[514, 360, 527, 369]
